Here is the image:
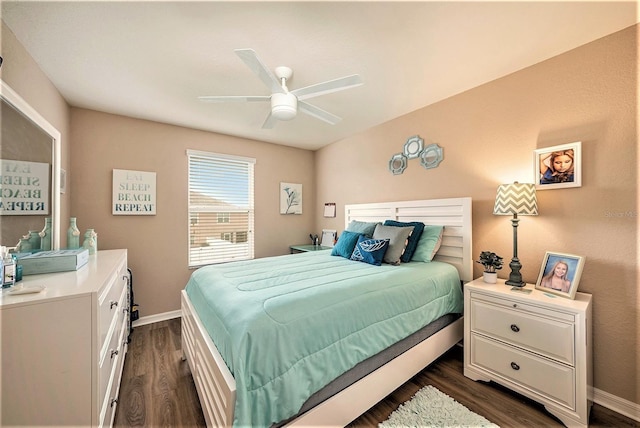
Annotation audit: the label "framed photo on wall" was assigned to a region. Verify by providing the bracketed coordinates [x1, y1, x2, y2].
[535, 251, 585, 299]
[533, 141, 581, 190]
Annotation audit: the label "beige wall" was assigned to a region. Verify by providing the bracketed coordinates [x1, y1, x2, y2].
[315, 25, 639, 405]
[69, 109, 315, 317]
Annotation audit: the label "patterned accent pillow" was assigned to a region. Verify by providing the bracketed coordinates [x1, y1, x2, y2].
[350, 236, 390, 266]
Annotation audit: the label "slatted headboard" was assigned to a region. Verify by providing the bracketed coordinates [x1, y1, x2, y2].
[345, 197, 473, 283]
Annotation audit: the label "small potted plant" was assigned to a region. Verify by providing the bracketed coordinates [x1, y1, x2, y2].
[476, 251, 503, 283]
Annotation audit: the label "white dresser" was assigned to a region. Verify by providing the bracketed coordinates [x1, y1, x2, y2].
[0, 249, 129, 427]
[464, 278, 592, 427]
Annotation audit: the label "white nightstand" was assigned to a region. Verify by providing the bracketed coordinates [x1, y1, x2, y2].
[463, 278, 592, 427]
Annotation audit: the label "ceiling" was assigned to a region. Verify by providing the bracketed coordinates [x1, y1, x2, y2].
[2, 1, 638, 151]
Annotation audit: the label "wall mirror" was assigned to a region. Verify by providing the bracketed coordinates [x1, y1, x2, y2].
[388, 153, 407, 175]
[420, 143, 444, 170]
[1, 80, 61, 250]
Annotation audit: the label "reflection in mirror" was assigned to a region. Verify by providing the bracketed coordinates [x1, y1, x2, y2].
[1, 80, 60, 250]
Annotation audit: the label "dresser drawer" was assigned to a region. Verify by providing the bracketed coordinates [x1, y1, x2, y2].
[470, 334, 575, 409]
[470, 298, 575, 364]
[99, 318, 127, 428]
[98, 264, 127, 350]
[99, 284, 128, 405]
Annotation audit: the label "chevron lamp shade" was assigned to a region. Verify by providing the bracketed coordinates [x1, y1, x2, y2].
[493, 182, 538, 216]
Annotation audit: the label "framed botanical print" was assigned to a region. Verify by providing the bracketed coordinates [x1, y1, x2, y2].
[280, 182, 302, 214]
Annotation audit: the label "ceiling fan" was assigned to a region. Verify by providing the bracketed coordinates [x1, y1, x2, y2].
[198, 49, 363, 129]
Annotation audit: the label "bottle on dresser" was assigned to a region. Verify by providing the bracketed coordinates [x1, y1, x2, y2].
[2, 246, 16, 288]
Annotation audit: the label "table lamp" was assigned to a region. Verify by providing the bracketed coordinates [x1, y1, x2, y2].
[493, 182, 538, 287]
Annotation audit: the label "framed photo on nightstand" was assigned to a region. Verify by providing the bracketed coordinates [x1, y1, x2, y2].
[535, 251, 585, 299]
[321, 229, 336, 247]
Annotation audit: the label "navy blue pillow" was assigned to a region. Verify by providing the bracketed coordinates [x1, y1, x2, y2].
[383, 220, 425, 263]
[350, 235, 390, 266]
[331, 230, 363, 258]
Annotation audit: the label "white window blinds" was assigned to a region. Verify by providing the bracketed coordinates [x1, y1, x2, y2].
[187, 150, 255, 267]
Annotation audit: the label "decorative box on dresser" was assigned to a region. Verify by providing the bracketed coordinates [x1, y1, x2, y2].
[463, 278, 592, 428]
[0, 249, 129, 428]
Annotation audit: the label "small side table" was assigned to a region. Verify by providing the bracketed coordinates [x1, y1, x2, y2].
[290, 244, 331, 254]
[463, 277, 592, 427]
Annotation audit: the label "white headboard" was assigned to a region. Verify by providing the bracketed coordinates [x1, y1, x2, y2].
[345, 197, 473, 283]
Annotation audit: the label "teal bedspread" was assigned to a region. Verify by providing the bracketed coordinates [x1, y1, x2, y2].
[185, 250, 463, 427]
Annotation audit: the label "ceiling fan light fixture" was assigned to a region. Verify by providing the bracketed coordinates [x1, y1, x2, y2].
[271, 92, 297, 120]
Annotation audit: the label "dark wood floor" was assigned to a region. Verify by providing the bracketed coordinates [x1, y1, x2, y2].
[115, 318, 638, 427]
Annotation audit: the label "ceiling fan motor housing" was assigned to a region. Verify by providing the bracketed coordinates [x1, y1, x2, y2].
[271, 92, 297, 120]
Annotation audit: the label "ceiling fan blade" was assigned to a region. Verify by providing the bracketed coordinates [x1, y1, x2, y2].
[198, 95, 270, 103]
[261, 111, 278, 129]
[298, 101, 342, 125]
[235, 49, 284, 94]
[291, 74, 363, 101]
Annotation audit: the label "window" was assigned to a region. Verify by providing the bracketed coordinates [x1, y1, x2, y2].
[187, 150, 255, 267]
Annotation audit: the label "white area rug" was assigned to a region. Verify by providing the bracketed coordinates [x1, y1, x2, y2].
[379, 385, 500, 428]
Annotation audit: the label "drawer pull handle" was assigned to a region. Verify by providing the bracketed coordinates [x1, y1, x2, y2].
[110, 301, 118, 309]
[510, 362, 520, 371]
[110, 349, 119, 359]
[510, 324, 520, 333]
[110, 398, 118, 408]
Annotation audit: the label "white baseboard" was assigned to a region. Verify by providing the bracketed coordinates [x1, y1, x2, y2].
[593, 387, 640, 422]
[131, 312, 640, 423]
[132, 310, 181, 327]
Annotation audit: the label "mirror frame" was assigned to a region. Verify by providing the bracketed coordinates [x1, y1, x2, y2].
[1, 80, 61, 249]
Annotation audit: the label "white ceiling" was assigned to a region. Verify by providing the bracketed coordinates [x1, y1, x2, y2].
[2, 1, 638, 151]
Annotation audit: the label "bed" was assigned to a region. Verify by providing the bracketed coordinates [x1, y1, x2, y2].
[181, 197, 473, 427]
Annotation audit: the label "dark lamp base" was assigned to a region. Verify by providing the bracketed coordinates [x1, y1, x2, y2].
[505, 279, 526, 287]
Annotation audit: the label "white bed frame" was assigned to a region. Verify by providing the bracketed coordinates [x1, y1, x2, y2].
[181, 197, 472, 427]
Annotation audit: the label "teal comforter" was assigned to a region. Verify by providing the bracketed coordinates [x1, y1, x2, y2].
[185, 250, 463, 427]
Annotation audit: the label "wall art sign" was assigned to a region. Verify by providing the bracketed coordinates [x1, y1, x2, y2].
[533, 141, 582, 190]
[280, 182, 302, 214]
[112, 169, 156, 215]
[0, 159, 50, 215]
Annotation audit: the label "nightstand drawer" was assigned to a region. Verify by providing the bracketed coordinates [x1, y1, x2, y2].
[470, 334, 575, 409]
[470, 298, 575, 364]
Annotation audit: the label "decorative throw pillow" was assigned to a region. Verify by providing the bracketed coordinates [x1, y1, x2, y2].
[372, 224, 414, 265]
[411, 225, 444, 262]
[346, 220, 380, 238]
[383, 220, 425, 263]
[331, 230, 364, 258]
[350, 236, 390, 266]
